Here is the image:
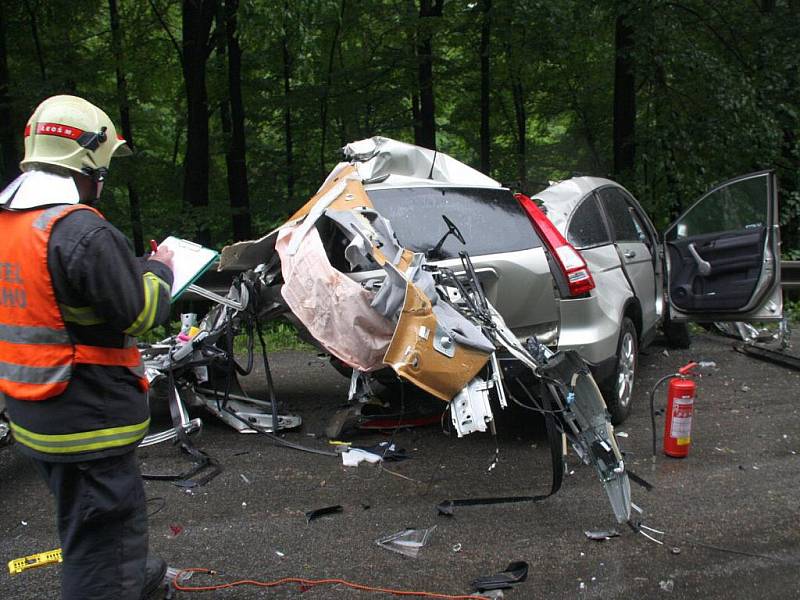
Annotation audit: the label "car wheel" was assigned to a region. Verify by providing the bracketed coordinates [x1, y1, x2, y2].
[602, 317, 638, 425]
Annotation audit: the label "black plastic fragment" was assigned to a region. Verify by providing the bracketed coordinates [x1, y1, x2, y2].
[470, 561, 529, 592]
[305, 505, 343, 523]
[627, 469, 655, 491]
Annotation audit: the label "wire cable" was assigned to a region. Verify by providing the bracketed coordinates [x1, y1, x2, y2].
[172, 568, 490, 599]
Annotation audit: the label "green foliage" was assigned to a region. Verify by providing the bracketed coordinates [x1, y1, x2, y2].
[785, 299, 800, 323]
[1, 0, 798, 255]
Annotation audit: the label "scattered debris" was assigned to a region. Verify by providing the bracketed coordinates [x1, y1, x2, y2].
[341, 448, 383, 467]
[659, 579, 674, 593]
[671, 547, 682, 555]
[741, 385, 751, 392]
[240, 474, 251, 484]
[452, 543, 462, 553]
[584, 529, 620, 541]
[470, 561, 528, 592]
[341, 442, 406, 466]
[305, 505, 343, 523]
[376, 526, 437, 558]
[275, 550, 285, 558]
[616, 431, 629, 438]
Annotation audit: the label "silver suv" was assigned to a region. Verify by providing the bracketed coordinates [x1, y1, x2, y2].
[347, 165, 781, 424]
[531, 171, 782, 421]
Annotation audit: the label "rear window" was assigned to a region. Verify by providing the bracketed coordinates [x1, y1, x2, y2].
[367, 187, 542, 258]
[568, 195, 611, 248]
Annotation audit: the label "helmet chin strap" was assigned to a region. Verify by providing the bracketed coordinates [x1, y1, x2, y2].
[79, 166, 107, 205]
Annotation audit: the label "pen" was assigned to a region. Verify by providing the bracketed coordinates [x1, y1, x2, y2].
[149, 239, 158, 254]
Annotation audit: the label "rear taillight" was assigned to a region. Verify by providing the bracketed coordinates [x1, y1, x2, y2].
[515, 193, 596, 298]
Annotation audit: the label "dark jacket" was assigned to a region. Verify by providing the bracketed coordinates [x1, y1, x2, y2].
[4, 206, 173, 462]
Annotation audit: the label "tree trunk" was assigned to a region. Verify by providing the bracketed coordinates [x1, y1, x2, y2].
[109, 0, 144, 255]
[613, 9, 636, 180]
[215, 0, 250, 242]
[0, 4, 18, 186]
[182, 0, 216, 246]
[479, 0, 491, 174]
[319, 0, 346, 179]
[511, 76, 526, 190]
[282, 0, 294, 204]
[415, 0, 442, 150]
[224, 0, 250, 240]
[22, 0, 46, 81]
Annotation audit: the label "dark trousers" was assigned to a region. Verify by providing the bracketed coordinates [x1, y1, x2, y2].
[33, 451, 148, 600]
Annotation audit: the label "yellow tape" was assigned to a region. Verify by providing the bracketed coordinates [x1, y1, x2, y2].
[8, 548, 62, 575]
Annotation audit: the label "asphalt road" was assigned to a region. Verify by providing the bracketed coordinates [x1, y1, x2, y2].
[2, 330, 800, 599]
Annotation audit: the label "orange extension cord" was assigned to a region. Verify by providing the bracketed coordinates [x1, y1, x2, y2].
[172, 568, 490, 599]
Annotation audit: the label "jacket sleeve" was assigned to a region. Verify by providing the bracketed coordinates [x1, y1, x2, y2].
[62, 223, 174, 336]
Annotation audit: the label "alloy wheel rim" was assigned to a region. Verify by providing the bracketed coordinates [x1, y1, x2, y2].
[615, 332, 636, 408]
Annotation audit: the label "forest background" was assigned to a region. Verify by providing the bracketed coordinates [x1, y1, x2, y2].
[0, 0, 797, 259]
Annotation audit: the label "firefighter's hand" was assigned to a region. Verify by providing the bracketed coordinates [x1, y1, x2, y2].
[149, 244, 174, 271]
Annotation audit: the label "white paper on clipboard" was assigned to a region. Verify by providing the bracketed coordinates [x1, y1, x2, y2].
[159, 236, 218, 300]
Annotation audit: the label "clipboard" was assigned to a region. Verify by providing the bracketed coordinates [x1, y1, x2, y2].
[159, 236, 219, 301]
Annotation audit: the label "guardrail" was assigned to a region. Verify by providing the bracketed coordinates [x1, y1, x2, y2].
[782, 260, 800, 295]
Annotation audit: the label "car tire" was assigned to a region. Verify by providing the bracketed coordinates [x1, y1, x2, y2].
[662, 314, 691, 349]
[601, 317, 638, 425]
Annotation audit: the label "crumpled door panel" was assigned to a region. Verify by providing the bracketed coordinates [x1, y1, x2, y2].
[383, 280, 490, 401]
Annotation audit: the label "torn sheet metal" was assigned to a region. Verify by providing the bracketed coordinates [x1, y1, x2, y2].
[383, 280, 491, 401]
[343, 137, 501, 188]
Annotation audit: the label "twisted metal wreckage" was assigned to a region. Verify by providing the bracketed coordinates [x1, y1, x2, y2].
[136, 137, 639, 525]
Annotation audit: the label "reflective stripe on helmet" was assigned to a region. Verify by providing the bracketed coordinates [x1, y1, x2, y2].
[33, 122, 85, 141]
[10, 418, 150, 454]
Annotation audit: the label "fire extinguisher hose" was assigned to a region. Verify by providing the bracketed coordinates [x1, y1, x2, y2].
[649, 373, 678, 458]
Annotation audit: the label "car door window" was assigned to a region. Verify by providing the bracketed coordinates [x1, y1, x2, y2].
[598, 187, 642, 243]
[567, 195, 610, 249]
[667, 175, 769, 241]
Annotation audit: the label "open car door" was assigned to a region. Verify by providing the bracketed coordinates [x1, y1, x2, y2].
[664, 171, 782, 322]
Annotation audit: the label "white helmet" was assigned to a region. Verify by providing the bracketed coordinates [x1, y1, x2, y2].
[20, 95, 131, 179]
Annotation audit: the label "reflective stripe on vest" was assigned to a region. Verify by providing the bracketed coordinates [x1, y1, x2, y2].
[0, 204, 144, 401]
[10, 418, 150, 454]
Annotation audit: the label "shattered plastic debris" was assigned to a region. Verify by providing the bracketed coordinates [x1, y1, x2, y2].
[275, 550, 285, 558]
[305, 505, 343, 523]
[452, 543, 462, 553]
[376, 526, 437, 558]
[342, 442, 406, 466]
[659, 579, 674, 593]
[470, 561, 528, 592]
[584, 529, 620, 541]
[341, 448, 383, 467]
[616, 431, 629, 438]
[240, 474, 251, 484]
[169, 524, 183, 537]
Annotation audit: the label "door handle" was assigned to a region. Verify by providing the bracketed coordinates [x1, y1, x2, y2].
[688, 242, 711, 276]
[623, 250, 636, 259]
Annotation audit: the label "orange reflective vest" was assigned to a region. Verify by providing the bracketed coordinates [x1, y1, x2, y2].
[0, 204, 143, 401]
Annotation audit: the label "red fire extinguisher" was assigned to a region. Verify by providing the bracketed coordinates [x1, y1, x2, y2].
[650, 362, 700, 459]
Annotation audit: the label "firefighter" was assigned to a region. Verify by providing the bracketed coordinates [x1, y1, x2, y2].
[0, 95, 174, 599]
